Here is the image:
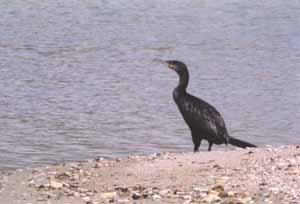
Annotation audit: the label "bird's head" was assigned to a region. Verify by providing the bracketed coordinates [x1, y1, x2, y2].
[165, 60, 187, 73]
[159, 59, 189, 89]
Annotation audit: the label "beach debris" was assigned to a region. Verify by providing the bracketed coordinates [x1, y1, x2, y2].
[82, 196, 91, 202]
[100, 192, 117, 199]
[132, 192, 142, 200]
[49, 179, 63, 189]
[152, 194, 162, 199]
[159, 189, 171, 196]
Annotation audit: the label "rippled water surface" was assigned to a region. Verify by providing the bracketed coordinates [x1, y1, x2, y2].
[1, 0, 300, 169]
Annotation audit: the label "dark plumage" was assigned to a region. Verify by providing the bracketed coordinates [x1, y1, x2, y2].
[164, 60, 256, 151]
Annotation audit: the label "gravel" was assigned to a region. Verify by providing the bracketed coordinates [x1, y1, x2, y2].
[0, 145, 300, 203]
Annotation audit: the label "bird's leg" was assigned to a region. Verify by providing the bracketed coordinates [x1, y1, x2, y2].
[192, 134, 201, 152]
[194, 145, 199, 152]
[208, 142, 213, 151]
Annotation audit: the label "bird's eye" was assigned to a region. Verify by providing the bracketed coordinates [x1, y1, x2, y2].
[168, 63, 174, 68]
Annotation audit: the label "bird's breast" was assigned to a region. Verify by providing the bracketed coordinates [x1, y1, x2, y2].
[172, 89, 180, 101]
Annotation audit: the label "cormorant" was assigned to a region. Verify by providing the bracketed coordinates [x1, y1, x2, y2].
[163, 60, 256, 152]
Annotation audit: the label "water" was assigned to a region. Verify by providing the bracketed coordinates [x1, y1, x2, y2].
[0, 0, 300, 169]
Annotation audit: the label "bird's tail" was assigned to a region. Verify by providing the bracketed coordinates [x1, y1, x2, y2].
[228, 137, 257, 148]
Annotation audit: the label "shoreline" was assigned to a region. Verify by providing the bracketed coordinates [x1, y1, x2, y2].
[1, 145, 300, 204]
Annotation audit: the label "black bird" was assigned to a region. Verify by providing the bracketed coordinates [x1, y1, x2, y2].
[163, 60, 256, 151]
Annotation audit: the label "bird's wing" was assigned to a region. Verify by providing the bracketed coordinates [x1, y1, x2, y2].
[203, 106, 228, 138]
[178, 95, 228, 140]
[201, 107, 220, 135]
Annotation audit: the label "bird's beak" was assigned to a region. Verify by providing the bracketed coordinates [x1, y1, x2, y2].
[165, 61, 175, 69]
[153, 59, 169, 67]
[153, 59, 174, 69]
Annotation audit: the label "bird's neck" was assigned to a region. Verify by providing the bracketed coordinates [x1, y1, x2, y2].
[176, 69, 189, 92]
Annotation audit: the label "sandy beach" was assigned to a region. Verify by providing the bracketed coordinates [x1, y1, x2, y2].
[1, 145, 300, 204]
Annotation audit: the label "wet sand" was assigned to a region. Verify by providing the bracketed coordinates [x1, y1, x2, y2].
[1, 145, 300, 204]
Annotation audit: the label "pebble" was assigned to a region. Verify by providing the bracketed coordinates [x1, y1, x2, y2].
[73, 192, 81, 197]
[70, 163, 80, 170]
[193, 187, 209, 192]
[182, 195, 192, 200]
[100, 192, 117, 199]
[159, 189, 171, 196]
[132, 192, 142, 200]
[82, 196, 91, 202]
[182, 200, 192, 204]
[49, 179, 63, 189]
[28, 177, 49, 188]
[152, 194, 162, 199]
[202, 194, 221, 203]
[57, 172, 72, 179]
[227, 191, 235, 196]
[116, 199, 130, 203]
[36, 197, 46, 201]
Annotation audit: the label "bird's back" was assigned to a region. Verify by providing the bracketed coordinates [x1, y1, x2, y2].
[173, 89, 229, 144]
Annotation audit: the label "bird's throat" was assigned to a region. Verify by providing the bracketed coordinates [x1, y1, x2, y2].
[176, 70, 189, 92]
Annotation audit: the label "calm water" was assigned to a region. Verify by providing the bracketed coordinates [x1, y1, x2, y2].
[1, 0, 300, 169]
